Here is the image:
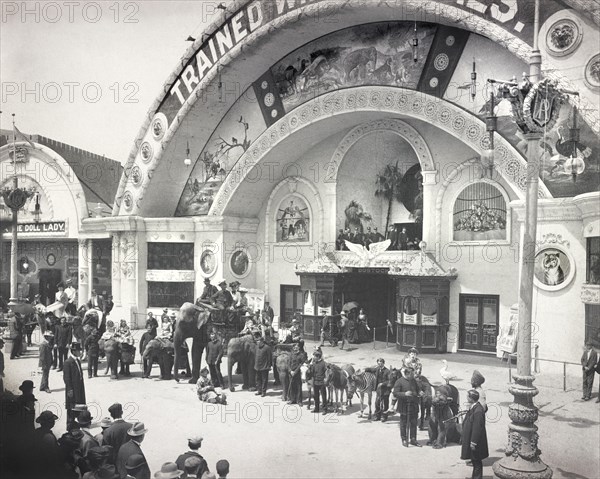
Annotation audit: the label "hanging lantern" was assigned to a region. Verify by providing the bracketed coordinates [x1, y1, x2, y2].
[470, 58, 477, 101]
[563, 105, 584, 182]
[184, 141, 192, 167]
[412, 22, 419, 63]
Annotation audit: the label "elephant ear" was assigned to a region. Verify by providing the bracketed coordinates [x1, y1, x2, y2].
[196, 310, 210, 330]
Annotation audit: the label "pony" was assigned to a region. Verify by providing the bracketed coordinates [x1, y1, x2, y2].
[325, 364, 350, 413]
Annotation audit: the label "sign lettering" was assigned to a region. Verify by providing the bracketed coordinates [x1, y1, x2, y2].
[2, 221, 67, 235]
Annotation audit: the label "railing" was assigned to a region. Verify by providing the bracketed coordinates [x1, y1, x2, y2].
[507, 345, 582, 392]
[371, 323, 398, 350]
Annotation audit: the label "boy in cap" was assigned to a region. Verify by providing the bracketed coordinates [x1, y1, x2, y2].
[183, 456, 203, 478]
[175, 436, 208, 479]
[39, 330, 54, 393]
[471, 370, 488, 412]
[196, 368, 227, 404]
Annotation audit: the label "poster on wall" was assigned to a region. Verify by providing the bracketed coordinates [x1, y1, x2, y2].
[276, 196, 310, 242]
[499, 319, 518, 354]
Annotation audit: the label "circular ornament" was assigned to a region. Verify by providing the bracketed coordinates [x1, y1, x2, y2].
[140, 142, 153, 163]
[429, 77, 439, 88]
[264, 92, 275, 107]
[151, 116, 166, 141]
[546, 18, 582, 57]
[123, 191, 134, 211]
[131, 165, 142, 186]
[446, 35, 455, 46]
[271, 109, 278, 118]
[584, 54, 600, 90]
[200, 249, 217, 276]
[261, 81, 268, 90]
[434, 53, 449, 71]
[230, 250, 250, 278]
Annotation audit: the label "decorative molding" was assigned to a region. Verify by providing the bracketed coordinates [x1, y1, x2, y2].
[146, 270, 195, 282]
[210, 87, 548, 218]
[539, 233, 570, 248]
[545, 18, 583, 57]
[330, 118, 435, 184]
[584, 53, 600, 91]
[581, 284, 600, 304]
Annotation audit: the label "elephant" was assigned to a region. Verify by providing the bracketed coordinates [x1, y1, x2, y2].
[143, 337, 174, 379]
[173, 302, 211, 383]
[99, 336, 120, 379]
[274, 344, 295, 401]
[227, 335, 257, 392]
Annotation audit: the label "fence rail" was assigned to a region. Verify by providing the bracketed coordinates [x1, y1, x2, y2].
[507, 345, 581, 391]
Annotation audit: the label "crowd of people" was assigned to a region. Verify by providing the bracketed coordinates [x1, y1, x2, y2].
[336, 225, 422, 251]
[0, 388, 230, 479]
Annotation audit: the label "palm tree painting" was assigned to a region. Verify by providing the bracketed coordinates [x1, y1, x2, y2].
[375, 162, 404, 233]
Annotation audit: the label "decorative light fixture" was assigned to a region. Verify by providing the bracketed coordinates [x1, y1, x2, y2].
[33, 192, 41, 222]
[470, 58, 477, 101]
[564, 104, 584, 182]
[412, 21, 419, 63]
[18, 256, 29, 274]
[184, 141, 192, 167]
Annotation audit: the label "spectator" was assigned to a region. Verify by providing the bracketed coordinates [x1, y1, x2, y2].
[39, 330, 54, 393]
[154, 462, 183, 479]
[55, 316, 73, 371]
[196, 368, 227, 405]
[145, 313, 158, 338]
[0, 338, 4, 393]
[84, 328, 101, 378]
[175, 436, 209, 479]
[76, 410, 100, 459]
[63, 342, 86, 428]
[216, 460, 230, 479]
[116, 422, 151, 479]
[183, 456, 203, 478]
[95, 417, 112, 445]
[461, 390, 489, 479]
[82, 445, 112, 479]
[103, 403, 132, 464]
[254, 334, 272, 397]
[309, 350, 328, 414]
[581, 341, 598, 401]
[32, 410, 61, 478]
[471, 370, 488, 412]
[124, 454, 148, 479]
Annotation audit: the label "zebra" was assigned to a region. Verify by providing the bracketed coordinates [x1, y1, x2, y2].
[352, 370, 377, 419]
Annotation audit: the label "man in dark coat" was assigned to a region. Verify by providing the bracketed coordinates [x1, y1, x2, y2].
[39, 330, 54, 393]
[366, 358, 390, 422]
[289, 342, 308, 405]
[174, 436, 209, 479]
[581, 341, 598, 401]
[309, 350, 328, 414]
[461, 390, 489, 479]
[198, 277, 218, 303]
[254, 334, 272, 397]
[116, 422, 151, 479]
[392, 366, 421, 447]
[211, 280, 234, 310]
[32, 410, 61, 478]
[63, 342, 86, 428]
[55, 316, 72, 371]
[87, 289, 104, 310]
[103, 402, 132, 463]
[205, 330, 224, 387]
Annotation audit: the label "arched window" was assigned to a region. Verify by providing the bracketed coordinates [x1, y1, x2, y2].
[453, 182, 507, 242]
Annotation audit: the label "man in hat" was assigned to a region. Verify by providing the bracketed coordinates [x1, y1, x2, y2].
[254, 334, 272, 397]
[154, 462, 183, 479]
[262, 300, 274, 323]
[63, 341, 86, 428]
[309, 350, 328, 414]
[289, 341, 308, 405]
[365, 358, 391, 422]
[39, 329, 54, 393]
[206, 330, 224, 387]
[9, 311, 24, 359]
[461, 390, 489, 479]
[471, 370, 487, 412]
[198, 277, 218, 304]
[234, 287, 249, 313]
[95, 417, 112, 445]
[0, 337, 5, 393]
[65, 278, 78, 315]
[32, 410, 60, 477]
[124, 454, 148, 479]
[211, 280, 233, 311]
[87, 289, 104, 311]
[103, 402, 133, 463]
[392, 366, 421, 448]
[289, 317, 302, 343]
[16, 380, 37, 435]
[175, 436, 209, 479]
[145, 312, 159, 338]
[116, 422, 151, 479]
[55, 316, 73, 371]
[76, 410, 100, 457]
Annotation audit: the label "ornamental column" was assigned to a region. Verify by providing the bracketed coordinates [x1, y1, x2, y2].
[111, 232, 122, 307]
[421, 170, 437, 252]
[77, 239, 90, 307]
[87, 239, 95, 298]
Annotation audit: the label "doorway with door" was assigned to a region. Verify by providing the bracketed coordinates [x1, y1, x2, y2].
[280, 285, 304, 324]
[459, 294, 499, 352]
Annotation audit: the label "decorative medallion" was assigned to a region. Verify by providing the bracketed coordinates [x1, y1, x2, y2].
[584, 54, 600, 91]
[445, 35, 455, 46]
[140, 142, 153, 163]
[433, 53, 449, 71]
[123, 191, 134, 211]
[131, 165, 142, 186]
[264, 92, 275, 107]
[200, 249, 217, 276]
[261, 81, 268, 90]
[429, 77, 439, 88]
[523, 80, 565, 133]
[151, 115, 166, 141]
[230, 250, 250, 278]
[533, 244, 576, 292]
[271, 109, 278, 118]
[546, 18, 582, 57]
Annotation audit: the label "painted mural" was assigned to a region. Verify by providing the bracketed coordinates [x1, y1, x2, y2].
[272, 22, 437, 112]
[276, 196, 310, 243]
[175, 87, 266, 216]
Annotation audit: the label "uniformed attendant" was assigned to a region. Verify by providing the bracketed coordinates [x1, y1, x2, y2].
[393, 366, 421, 448]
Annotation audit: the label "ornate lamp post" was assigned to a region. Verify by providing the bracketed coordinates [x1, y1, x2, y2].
[2, 115, 36, 303]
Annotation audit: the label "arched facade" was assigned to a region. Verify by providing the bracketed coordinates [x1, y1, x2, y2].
[94, 0, 600, 361]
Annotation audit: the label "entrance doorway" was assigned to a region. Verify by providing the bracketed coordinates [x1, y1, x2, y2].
[39, 269, 62, 306]
[459, 294, 499, 352]
[280, 285, 304, 323]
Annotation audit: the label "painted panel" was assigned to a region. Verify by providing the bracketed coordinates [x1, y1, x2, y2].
[271, 22, 437, 112]
[175, 86, 266, 216]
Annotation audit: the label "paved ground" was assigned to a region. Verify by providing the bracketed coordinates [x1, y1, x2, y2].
[3, 333, 599, 479]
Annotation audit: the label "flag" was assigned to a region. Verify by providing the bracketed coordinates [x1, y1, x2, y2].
[14, 125, 35, 148]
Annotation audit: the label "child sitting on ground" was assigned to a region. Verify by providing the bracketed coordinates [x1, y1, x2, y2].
[196, 367, 227, 404]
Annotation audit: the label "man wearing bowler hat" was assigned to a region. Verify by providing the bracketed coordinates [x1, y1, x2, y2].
[175, 436, 209, 479]
[39, 330, 55, 393]
[154, 462, 184, 479]
[103, 402, 133, 463]
[63, 342, 86, 428]
[33, 410, 60, 477]
[116, 422, 151, 479]
[76, 410, 100, 457]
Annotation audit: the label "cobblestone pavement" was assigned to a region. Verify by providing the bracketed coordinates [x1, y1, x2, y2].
[3, 335, 599, 479]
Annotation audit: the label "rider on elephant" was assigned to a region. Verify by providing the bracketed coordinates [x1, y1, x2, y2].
[210, 280, 235, 324]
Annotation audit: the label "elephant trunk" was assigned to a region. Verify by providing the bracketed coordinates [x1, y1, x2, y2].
[228, 355, 235, 392]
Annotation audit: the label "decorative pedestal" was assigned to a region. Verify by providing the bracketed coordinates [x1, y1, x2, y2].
[493, 374, 552, 479]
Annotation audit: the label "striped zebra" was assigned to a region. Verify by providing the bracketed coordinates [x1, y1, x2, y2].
[352, 370, 377, 419]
